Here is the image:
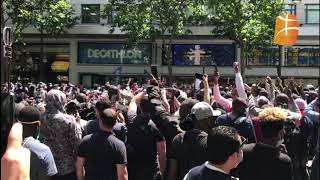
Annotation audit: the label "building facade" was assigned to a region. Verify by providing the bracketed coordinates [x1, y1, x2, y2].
[5, 0, 320, 86]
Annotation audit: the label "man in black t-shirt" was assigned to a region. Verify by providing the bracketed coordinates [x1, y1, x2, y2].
[76, 108, 128, 180]
[83, 99, 127, 143]
[127, 91, 166, 180]
[168, 102, 221, 180]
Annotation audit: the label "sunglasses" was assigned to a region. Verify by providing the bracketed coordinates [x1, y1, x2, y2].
[239, 136, 247, 149]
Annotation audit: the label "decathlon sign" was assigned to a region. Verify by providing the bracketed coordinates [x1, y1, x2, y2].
[78, 42, 152, 64]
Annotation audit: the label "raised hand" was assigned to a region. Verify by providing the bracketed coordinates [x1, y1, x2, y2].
[213, 70, 220, 85]
[283, 87, 293, 102]
[233, 62, 240, 73]
[275, 77, 282, 86]
[251, 84, 259, 97]
[203, 74, 209, 84]
[266, 76, 272, 85]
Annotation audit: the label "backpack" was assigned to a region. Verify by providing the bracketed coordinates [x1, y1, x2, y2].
[225, 113, 256, 143]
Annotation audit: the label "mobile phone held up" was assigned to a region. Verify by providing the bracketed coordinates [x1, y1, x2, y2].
[195, 73, 204, 80]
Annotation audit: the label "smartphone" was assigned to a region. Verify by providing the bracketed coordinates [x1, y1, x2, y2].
[195, 73, 204, 80]
[151, 65, 158, 79]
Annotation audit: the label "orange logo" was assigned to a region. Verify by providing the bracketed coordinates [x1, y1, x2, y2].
[274, 14, 299, 46]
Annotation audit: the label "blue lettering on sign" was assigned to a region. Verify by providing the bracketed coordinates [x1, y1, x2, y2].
[78, 42, 152, 64]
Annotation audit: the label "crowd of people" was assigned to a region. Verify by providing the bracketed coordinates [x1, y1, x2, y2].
[1, 62, 319, 180]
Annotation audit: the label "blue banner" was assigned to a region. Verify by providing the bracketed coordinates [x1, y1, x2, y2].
[172, 44, 235, 66]
[78, 42, 152, 64]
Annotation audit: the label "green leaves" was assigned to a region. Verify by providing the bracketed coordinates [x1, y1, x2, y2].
[194, 0, 284, 49]
[103, 0, 200, 45]
[4, 0, 79, 39]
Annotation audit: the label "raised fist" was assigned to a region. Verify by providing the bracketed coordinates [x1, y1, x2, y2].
[233, 62, 240, 73]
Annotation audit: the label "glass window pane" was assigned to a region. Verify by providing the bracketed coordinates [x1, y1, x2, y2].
[307, 5, 319, 10]
[285, 4, 296, 15]
[82, 4, 100, 24]
[307, 10, 320, 23]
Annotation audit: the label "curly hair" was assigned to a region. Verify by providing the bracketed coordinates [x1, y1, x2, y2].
[258, 107, 288, 138]
[258, 107, 288, 122]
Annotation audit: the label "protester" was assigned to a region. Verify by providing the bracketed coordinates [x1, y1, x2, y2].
[168, 102, 221, 180]
[183, 126, 244, 180]
[1, 66, 319, 180]
[215, 98, 256, 143]
[84, 98, 127, 142]
[40, 89, 82, 180]
[237, 107, 294, 180]
[76, 108, 128, 180]
[127, 92, 166, 180]
[19, 106, 58, 180]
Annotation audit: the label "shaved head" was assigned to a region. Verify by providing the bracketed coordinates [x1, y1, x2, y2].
[100, 108, 117, 128]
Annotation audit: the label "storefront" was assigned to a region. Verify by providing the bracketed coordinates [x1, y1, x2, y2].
[247, 46, 320, 66]
[75, 41, 153, 86]
[12, 43, 70, 83]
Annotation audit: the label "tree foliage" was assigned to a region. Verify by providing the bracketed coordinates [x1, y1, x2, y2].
[3, 0, 78, 42]
[103, 0, 203, 84]
[195, 0, 284, 49]
[103, 0, 203, 45]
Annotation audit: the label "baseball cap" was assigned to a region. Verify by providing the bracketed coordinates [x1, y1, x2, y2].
[191, 102, 221, 120]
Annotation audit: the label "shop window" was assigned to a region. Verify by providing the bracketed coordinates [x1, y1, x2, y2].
[285, 4, 296, 15]
[247, 48, 279, 66]
[305, 4, 320, 24]
[285, 47, 320, 66]
[82, 4, 100, 24]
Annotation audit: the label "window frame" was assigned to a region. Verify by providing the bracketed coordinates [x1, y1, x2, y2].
[285, 4, 296, 15]
[81, 4, 101, 24]
[305, 4, 320, 24]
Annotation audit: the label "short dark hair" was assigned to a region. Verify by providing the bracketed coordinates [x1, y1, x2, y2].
[140, 96, 152, 114]
[19, 106, 40, 122]
[207, 126, 240, 165]
[179, 99, 199, 120]
[100, 108, 117, 128]
[274, 93, 289, 108]
[95, 98, 112, 113]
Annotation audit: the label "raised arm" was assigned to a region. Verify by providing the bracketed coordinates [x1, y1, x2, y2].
[213, 70, 232, 111]
[234, 62, 248, 100]
[161, 88, 170, 113]
[203, 74, 210, 104]
[127, 91, 147, 124]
